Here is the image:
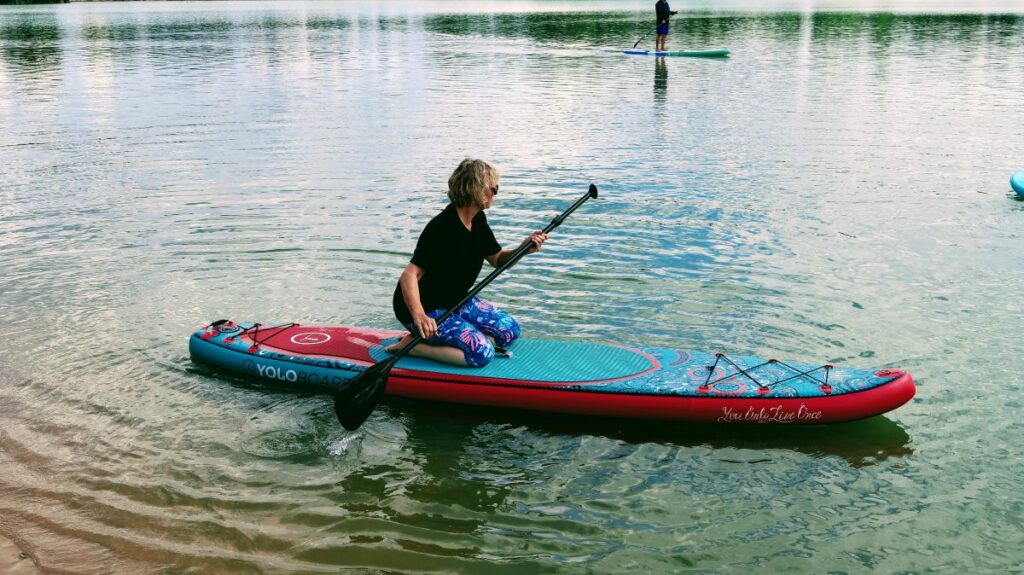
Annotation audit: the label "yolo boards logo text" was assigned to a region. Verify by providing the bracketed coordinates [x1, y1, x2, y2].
[242, 359, 349, 387]
[254, 362, 298, 382]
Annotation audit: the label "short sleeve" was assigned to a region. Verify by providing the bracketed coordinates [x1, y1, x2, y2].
[476, 212, 501, 258]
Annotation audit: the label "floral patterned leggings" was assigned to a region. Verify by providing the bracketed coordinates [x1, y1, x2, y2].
[405, 296, 520, 367]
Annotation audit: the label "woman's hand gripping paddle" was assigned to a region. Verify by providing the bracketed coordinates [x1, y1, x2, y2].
[333, 184, 600, 431]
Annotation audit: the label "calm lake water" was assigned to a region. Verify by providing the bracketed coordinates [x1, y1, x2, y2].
[2, 0, 1023, 572]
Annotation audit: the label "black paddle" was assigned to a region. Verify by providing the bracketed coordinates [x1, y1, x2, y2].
[333, 184, 600, 431]
[632, 31, 652, 49]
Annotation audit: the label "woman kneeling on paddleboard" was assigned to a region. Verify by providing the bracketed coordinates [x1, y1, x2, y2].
[387, 158, 546, 366]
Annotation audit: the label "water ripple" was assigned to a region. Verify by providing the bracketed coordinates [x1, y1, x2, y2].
[1, 3, 1022, 573]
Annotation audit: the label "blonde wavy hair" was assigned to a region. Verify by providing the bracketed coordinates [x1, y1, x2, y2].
[447, 158, 499, 209]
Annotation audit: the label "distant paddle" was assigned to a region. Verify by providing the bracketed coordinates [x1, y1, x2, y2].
[333, 184, 600, 431]
[632, 30, 653, 49]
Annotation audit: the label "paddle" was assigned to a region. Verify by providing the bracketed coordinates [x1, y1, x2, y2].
[632, 31, 653, 49]
[333, 184, 600, 431]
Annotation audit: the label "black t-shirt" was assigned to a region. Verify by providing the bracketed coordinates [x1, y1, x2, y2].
[656, 0, 671, 22]
[393, 203, 502, 324]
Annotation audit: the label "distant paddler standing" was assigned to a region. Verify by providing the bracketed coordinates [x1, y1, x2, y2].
[655, 0, 679, 52]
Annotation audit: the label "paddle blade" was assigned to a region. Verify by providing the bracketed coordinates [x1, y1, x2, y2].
[333, 357, 396, 431]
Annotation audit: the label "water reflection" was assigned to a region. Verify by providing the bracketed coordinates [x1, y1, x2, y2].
[653, 57, 667, 102]
[391, 398, 913, 468]
[0, 15, 62, 79]
[420, 11, 765, 47]
[4, 10, 1019, 89]
[81, 21, 140, 43]
[197, 362, 910, 468]
[402, 417, 513, 513]
[807, 12, 1023, 48]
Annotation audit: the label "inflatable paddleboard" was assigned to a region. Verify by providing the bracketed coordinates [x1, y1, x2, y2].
[623, 48, 730, 58]
[1012, 172, 1024, 197]
[190, 321, 914, 424]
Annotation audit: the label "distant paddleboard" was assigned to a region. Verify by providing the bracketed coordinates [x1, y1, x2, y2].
[624, 48, 730, 58]
[1011, 172, 1024, 197]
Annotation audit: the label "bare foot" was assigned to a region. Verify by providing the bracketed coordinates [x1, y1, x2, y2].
[385, 334, 414, 353]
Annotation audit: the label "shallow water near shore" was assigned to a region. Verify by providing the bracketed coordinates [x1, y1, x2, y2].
[2, 0, 1023, 572]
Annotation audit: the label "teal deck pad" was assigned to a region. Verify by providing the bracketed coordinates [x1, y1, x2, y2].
[369, 338, 655, 383]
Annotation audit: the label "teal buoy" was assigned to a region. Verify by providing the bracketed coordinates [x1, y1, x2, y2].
[1011, 172, 1024, 197]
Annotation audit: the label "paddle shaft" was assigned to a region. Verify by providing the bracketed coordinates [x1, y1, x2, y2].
[632, 31, 650, 49]
[388, 184, 598, 361]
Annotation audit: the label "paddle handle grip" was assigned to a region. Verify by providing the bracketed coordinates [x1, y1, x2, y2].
[390, 184, 599, 359]
[542, 184, 598, 235]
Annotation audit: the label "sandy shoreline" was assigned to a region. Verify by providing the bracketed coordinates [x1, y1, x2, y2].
[0, 534, 37, 575]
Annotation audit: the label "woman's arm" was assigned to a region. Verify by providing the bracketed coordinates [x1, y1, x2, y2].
[399, 262, 439, 338]
[486, 231, 548, 268]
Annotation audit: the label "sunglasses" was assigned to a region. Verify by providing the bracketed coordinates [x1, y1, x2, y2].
[489, 185, 499, 196]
